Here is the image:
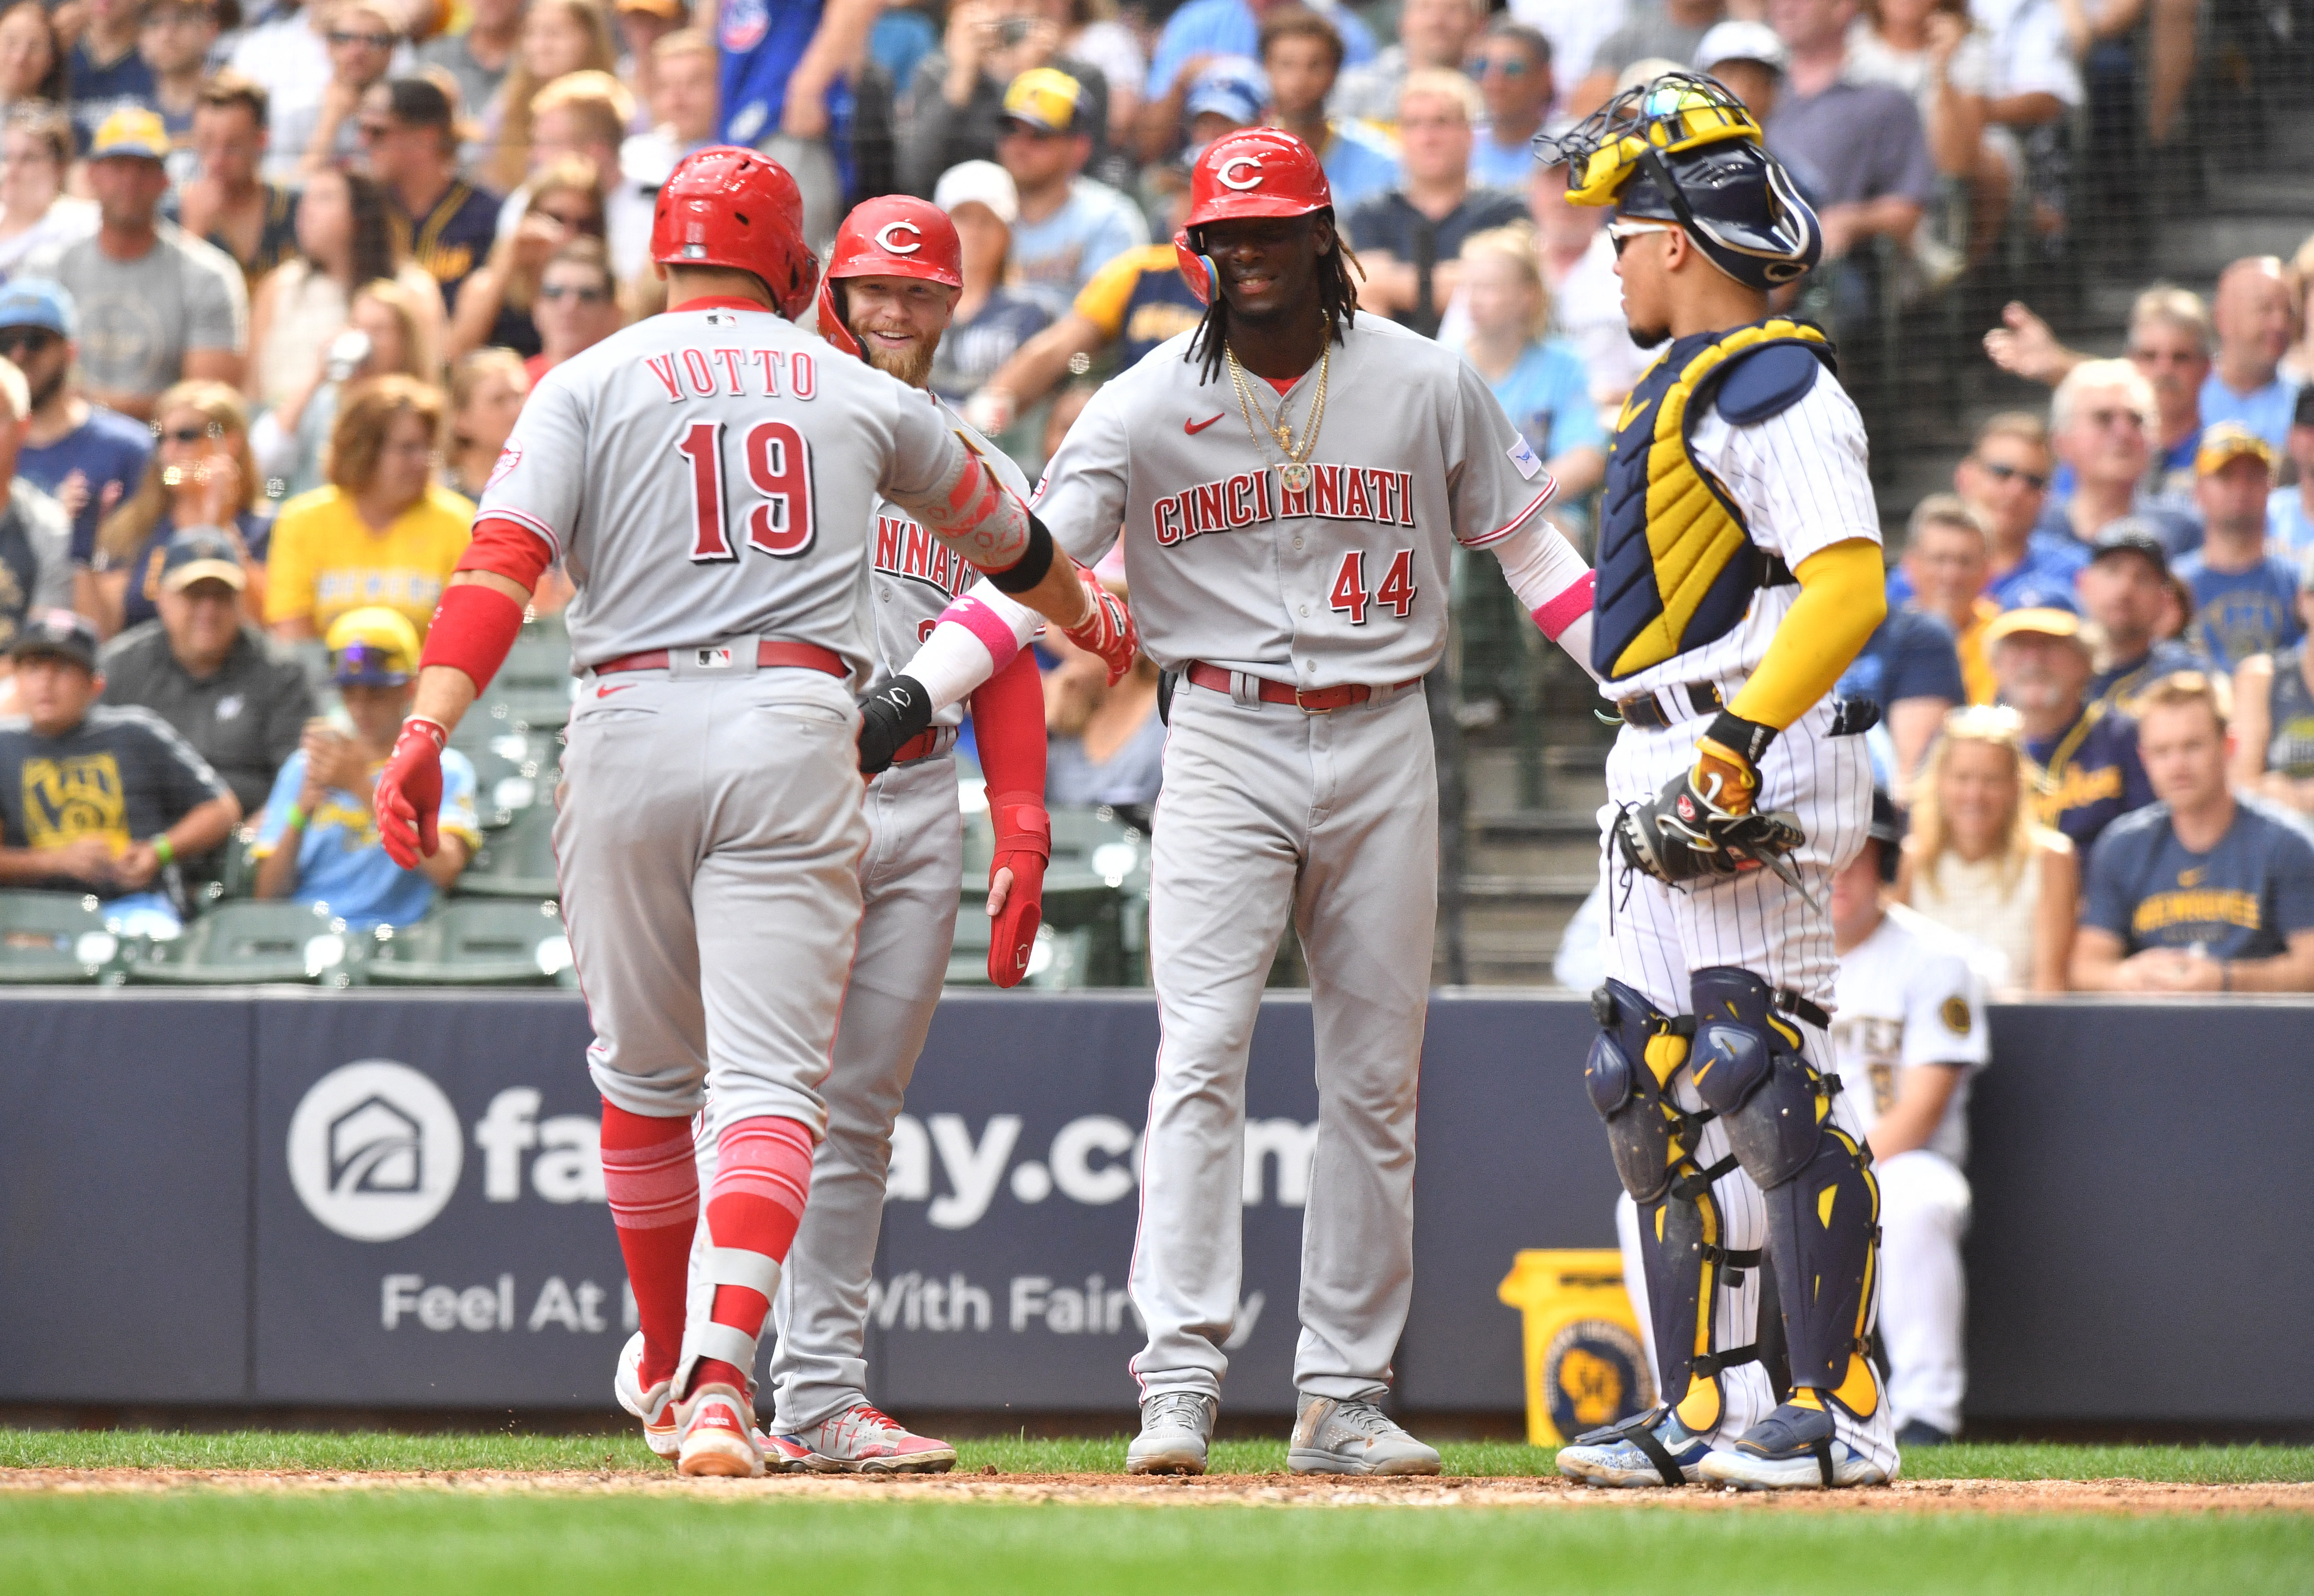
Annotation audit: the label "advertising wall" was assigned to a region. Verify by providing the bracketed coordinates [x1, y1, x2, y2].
[2, 990, 2308, 1424]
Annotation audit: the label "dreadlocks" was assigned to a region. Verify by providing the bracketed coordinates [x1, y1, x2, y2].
[1185, 211, 1365, 384]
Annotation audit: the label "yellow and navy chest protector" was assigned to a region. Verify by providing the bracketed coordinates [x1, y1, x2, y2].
[1592, 317, 1836, 684]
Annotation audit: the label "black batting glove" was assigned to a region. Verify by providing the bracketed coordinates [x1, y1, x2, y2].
[856, 674, 933, 775]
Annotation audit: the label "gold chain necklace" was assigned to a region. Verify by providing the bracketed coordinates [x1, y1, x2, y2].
[1225, 343, 1330, 494]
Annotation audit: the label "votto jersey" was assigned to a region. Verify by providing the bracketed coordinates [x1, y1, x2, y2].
[1030, 311, 1555, 688]
[866, 397, 1033, 730]
[478, 300, 978, 679]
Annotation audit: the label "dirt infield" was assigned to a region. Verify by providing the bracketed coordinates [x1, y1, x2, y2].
[5, 1469, 2311, 1515]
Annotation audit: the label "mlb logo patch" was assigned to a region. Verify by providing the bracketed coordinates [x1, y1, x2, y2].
[695, 647, 734, 669]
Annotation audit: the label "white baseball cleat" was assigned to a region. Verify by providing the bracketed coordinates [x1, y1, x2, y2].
[676, 1382, 766, 1478]
[1127, 1391, 1217, 1475]
[1693, 1404, 1890, 1490]
[1287, 1395, 1441, 1477]
[778, 1404, 958, 1474]
[612, 1331, 679, 1459]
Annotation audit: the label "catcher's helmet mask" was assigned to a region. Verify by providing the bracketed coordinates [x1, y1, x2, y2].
[1536, 71, 1820, 291]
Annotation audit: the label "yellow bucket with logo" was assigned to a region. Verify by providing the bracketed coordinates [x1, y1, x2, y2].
[1497, 1248, 1656, 1449]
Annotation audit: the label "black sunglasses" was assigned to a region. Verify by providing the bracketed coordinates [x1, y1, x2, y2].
[538, 283, 612, 304]
[0, 327, 58, 357]
[1975, 460, 2049, 491]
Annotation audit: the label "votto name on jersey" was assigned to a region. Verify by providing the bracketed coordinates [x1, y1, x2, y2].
[1152, 464, 1418, 548]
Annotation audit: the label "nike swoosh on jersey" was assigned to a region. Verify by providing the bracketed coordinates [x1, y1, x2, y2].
[597, 683, 637, 697]
[1184, 413, 1224, 435]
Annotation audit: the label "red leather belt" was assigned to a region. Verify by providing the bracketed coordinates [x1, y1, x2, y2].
[891, 729, 941, 764]
[591, 640, 849, 678]
[1184, 661, 1419, 713]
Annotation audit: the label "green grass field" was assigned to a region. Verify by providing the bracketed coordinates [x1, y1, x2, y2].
[5, 1433, 2310, 1596]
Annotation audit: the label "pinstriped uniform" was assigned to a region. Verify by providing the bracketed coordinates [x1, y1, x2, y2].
[1592, 371, 1901, 1480]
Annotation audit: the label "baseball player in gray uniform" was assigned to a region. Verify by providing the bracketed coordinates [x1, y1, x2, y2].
[673, 195, 1056, 1476]
[912, 128, 1599, 1475]
[1543, 75, 1900, 1489]
[373, 148, 1136, 1480]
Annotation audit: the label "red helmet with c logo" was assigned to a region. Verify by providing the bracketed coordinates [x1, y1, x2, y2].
[1175, 129, 1334, 304]
[816, 195, 964, 358]
[650, 145, 818, 320]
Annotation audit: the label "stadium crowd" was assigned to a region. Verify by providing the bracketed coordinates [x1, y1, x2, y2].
[0, 0, 2298, 994]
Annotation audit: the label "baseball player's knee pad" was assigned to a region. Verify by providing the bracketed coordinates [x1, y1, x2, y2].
[1583, 980, 1697, 1204]
[1757, 1130, 1881, 1405]
[1688, 966, 1834, 1191]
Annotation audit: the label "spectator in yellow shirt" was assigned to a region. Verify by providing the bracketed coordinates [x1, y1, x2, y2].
[263, 374, 471, 641]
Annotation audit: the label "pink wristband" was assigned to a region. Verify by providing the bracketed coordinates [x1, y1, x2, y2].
[942, 593, 1026, 672]
[1533, 568, 1596, 642]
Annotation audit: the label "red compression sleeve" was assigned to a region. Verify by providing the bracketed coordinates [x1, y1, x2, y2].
[969, 647, 1049, 801]
[420, 582, 526, 693]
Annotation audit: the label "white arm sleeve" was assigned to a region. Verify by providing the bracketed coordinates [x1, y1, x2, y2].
[896, 578, 1043, 712]
[1489, 521, 1601, 680]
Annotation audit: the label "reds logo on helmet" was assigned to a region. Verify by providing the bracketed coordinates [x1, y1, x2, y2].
[1175, 130, 1333, 304]
[817, 194, 964, 359]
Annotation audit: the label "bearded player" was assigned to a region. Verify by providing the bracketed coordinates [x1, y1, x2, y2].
[669, 196, 1063, 1474]
[1542, 76, 1900, 1489]
[372, 149, 1135, 1480]
[894, 129, 1599, 1475]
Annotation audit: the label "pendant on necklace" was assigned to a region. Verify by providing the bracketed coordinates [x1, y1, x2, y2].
[1278, 462, 1312, 494]
[1273, 424, 1294, 451]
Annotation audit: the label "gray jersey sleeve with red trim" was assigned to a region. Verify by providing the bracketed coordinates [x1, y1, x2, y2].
[1447, 353, 1559, 550]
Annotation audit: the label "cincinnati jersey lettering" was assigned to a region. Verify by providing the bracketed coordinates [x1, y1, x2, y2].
[1151, 464, 1417, 547]
[872, 513, 978, 601]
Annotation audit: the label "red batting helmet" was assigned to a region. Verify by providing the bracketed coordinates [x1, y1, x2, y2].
[650, 145, 818, 320]
[1174, 129, 1334, 305]
[816, 195, 963, 359]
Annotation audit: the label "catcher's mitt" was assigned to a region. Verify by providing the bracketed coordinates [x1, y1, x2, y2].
[1614, 768, 1810, 896]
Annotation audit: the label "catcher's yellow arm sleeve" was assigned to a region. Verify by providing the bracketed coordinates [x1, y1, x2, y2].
[1726, 539, 1887, 732]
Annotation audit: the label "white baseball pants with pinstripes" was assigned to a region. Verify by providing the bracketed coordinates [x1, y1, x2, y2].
[1596, 689, 1901, 1479]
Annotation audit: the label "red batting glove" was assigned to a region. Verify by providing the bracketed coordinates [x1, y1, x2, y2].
[986, 790, 1050, 988]
[375, 716, 448, 868]
[1061, 569, 1138, 686]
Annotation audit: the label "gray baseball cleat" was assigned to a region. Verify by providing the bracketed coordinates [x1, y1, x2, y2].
[1128, 1391, 1218, 1475]
[1694, 1402, 1890, 1490]
[1288, 1394, 1442, 1476]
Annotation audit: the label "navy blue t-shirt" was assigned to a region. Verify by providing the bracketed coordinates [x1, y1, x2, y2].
[2084, 798, 2314, 959]
[2027, 702, 2154, 862]
[66, 43, 157, 149]
[2173, 550, 2305, 670]
[1837, 605, 1966, 713]
[2088, 637, 2216, 712]
[19, 406, 152, 564]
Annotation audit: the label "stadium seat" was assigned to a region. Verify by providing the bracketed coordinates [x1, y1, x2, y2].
[0, 890, 124, 984]
[125, 900, 359, 985]
[456, 805, 562, 899]
[363, 899, 573, 986]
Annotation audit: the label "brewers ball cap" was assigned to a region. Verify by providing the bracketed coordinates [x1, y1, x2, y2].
[2087, 517, 2171, 573]
[0, 278, 75, 339]
[326, 607, 422, 687]
[158, 527, 248, 593]
[1000, 67, 1088, 135]
[90, 106, 172, 162]
[1693, 20, 1788, 74]
[932, 160, 1018, 226]
[2194, 421, 2275, 476]
[1981, 605, 2088, 650]
[9, 609, 100, 670]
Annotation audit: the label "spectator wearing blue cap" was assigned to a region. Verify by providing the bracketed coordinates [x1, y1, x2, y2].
[251, 605, 478, 928]
[0, 279, 152, 571]
[2078, 521, 2216, 712]
[98, 527, 314, 818]
[0, 606, 240, 935]
[0, 353, 73, 663]
[1179, 55, 1265, 147]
